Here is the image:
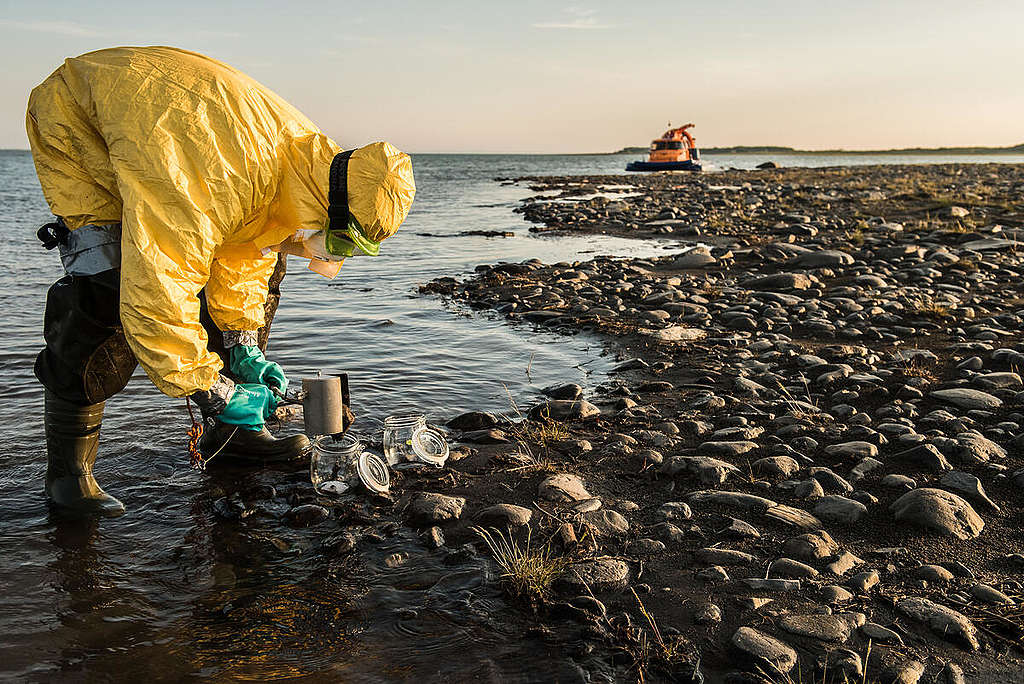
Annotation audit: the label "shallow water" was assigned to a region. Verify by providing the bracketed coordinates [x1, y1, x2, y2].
[2, 149, 1023, 681]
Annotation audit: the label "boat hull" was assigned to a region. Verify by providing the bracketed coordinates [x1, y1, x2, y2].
[625, 160, 702, 172]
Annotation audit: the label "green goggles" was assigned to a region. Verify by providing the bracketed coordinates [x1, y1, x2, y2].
[325, 215, 381, 257]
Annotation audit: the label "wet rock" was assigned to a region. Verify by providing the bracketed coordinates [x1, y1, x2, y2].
[896, 596, 980, 650]
[568, 595, 607, 619]
[476, 503, 533, 527]
[284, 504, 330, 527]
[529, 399, 600, 421]
[890, 488, 984, 539]
[405, 493, 466, 526]
[814, 495, 868, 524]
[385, 552, 409, 568]
[538, 473, 591, 502]
[421, 526, 445, 549]
[446, 411, 499, 431]
[730, 626, 797, 675]
[461, 428, 510, 444]
[213, 495, 247, 521]
[559, 558, 630, 593]
[542, 383, 584, 400]
[929, 388, 1002, 410]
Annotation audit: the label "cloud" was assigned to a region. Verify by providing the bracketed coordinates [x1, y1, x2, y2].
[0, 20, 102, 37]
[533, 6, 613, 30]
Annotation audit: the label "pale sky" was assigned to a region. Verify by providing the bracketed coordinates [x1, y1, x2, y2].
[0, 0, 1021, 153]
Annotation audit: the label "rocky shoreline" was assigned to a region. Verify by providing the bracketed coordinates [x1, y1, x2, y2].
[412, 164, 1024, 682]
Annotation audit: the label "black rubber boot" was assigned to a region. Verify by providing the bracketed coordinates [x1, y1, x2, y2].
[44, 391, 126, 517]
[199, 420, 310, 465]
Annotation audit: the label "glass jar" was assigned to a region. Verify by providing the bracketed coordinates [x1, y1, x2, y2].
[310, 432, 362, 495]
[383, 413, 427, 465]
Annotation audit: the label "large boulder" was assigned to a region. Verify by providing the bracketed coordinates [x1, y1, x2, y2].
[890, 488, 984, 539]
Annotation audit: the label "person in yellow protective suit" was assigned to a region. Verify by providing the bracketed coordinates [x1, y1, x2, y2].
[27, 46, 415, 517]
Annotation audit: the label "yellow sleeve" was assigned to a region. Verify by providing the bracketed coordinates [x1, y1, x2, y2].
[205, 253, 278, 332]
[118, 183, 226, 398]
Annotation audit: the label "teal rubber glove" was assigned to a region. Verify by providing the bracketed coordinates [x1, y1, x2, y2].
[219, 383, 279, 429]
[228, 344, 289, 395]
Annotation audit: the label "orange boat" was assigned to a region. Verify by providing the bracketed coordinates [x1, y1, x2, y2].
[626, 123, 702, 172]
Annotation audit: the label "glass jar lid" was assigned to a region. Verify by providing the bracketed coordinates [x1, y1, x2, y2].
[410, 426, 449, 467]
[357, 452, 391, 494]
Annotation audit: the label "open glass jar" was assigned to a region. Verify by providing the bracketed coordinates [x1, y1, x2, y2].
[311, 432, 389, 495]
[383, 413, 450, 468]
[382, 413, 426, 465]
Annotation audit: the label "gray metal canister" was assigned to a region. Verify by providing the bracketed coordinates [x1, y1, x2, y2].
[302, 374, 347, 436]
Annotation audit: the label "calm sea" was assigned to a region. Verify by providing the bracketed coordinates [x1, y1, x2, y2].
[1, 149, 1021, 681]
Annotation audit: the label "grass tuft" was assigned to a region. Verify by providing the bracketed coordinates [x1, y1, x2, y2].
[471, 526, 568, 600]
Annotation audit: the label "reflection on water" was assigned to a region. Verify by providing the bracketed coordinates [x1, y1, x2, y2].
[2, 150, 1022, 680]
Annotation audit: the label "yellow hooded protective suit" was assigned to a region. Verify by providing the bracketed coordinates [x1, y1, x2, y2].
[27, 46, 415, 398]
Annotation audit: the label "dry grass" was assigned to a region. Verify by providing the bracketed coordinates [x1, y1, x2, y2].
[897, 356, 939, 383]
[499, 386, 569, 470]
[953, 257, 980, 273]
[471, 526, 568, 600]
[910, 299, 952, 319]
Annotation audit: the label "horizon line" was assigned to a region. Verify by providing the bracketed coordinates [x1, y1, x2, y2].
[2, 144, 1023, 156]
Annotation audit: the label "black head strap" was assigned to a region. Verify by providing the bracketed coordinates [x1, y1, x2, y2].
[327, 150, 354, 230]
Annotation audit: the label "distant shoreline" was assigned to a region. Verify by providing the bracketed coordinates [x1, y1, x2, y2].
[611, 143, 1024, 156]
